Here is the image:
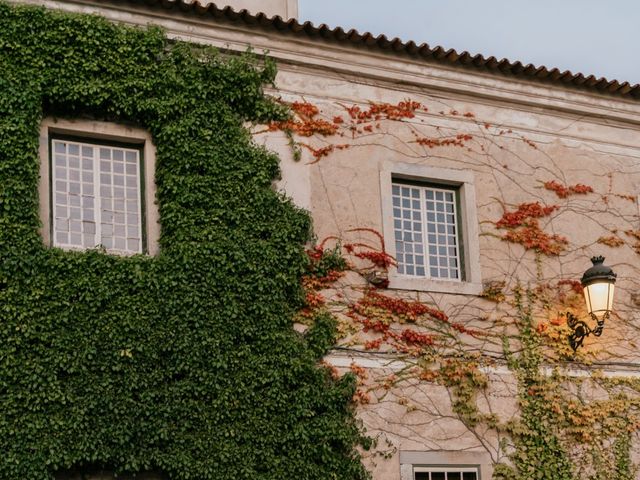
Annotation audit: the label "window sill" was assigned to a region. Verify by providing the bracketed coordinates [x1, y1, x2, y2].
[388, 274, 483, 295]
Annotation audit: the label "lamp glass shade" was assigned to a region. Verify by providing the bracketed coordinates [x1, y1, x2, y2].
[583, 282, 614, 319]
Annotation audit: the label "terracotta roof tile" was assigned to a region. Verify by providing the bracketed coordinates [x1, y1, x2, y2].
[117, 0, 640, 99]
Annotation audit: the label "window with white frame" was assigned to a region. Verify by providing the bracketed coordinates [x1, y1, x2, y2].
[50, 137, 144, 254]
[400, 450, 488, 480]
[40, 118, 159, 256]
[392, 181, 461, 281]
[380, 162, 482, 295]
[413, 466, 479, 480]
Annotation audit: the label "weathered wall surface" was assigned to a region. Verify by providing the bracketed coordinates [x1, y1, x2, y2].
[13, 1, 640, 478]
[259, 53, 640, 479]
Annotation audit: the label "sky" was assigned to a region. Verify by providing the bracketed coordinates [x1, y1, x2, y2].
[298, 0, 640, 85]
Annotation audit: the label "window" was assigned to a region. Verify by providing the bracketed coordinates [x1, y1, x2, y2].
[40, 118, 159, 255]
[400, 451, 489, 480]
[392, 182, 461, 281]
[380, 162, 482, 295]
[414, 466, 479, 480]
[51, 138, 143, 253]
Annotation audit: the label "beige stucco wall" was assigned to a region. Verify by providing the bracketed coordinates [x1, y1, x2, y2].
[14, 1, 640, 478]
[262, 64, 640, 478]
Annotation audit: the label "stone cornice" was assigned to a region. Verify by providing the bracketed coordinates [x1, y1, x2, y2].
[14, 0, 640, 128]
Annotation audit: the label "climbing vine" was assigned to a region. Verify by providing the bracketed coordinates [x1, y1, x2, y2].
[262, 91, 640, 479]
[0, 3, 368, 479]
[2, 2, 639, 480]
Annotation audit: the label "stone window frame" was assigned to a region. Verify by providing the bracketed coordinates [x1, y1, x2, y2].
[380, 161, 482, 295]
[400, 451, 491, 480]
[39, 117, 159, 256]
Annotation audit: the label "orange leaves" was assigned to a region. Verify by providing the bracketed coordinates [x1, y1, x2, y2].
[347, 290, 450, 353]
[414, 133, 473, 149]
[439, 358, 487, 388]
[290, 101, 319, 117]
[597, 235, 624, 248]
[305, 291, 325, 309]
[400, 329, 435, 347]
[625, 230, 640, 254]
[268, 101, 338, 137]
[350, 363, 371, 404]
[299, 143, 350, 163]
[501, 225, 568, 256]
[297, 241, 348, 320]
[344, 244, 396, 269]
[495, 202, 567, 255]
[496, 202, 559, 228]
[269, 98, 479, 164]
[352, 289, 448, 324]
[344, 227, 396, 272]
[268, 118, 338, 137]
[543, 180, 594, 199]
[345, 100, 422, 122]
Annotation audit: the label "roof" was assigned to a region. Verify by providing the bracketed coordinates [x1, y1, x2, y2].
[121, 0, 640, 99]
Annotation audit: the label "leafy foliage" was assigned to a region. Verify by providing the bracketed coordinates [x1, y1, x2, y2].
[0, 3, 368, 479]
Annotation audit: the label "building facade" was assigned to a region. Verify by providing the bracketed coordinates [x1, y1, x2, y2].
[7, 1, 640, 479]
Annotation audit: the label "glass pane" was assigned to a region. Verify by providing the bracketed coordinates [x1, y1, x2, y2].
[96, 146, 142, 253]
[393, 182, 461, 280]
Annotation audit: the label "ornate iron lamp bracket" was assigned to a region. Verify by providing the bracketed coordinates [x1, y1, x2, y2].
[566, 311, 607, 352]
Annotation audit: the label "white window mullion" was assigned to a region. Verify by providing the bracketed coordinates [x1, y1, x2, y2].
[419, 186, 431, 280]
[93, 145, 101, 248]
[134, 152, 143, 253]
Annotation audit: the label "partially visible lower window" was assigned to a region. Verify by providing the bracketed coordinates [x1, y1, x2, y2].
[51, 137, 143, 254]
[400, 451, 488, 480]
[392, 181, 462, 281]
[40, 118, 159, 255]
[414, 466, 479, 480]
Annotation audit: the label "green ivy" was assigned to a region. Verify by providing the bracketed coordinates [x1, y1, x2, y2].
[498, 288, 575, 480]
[0, 3, 368, 479]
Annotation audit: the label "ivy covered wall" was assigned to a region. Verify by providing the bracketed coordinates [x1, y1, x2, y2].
[0, 3, 367, 479]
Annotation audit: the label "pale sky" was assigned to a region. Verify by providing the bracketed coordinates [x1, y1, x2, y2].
[298, 0, 640, 85]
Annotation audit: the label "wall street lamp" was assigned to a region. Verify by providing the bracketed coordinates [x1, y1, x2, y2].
[567, 256, 617, 351]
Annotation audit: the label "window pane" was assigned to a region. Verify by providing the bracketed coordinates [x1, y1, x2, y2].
[51, 139, 142, 254]
[414, 469, 477, 480]
[392, 181, 461, 281]
[98, 145, 142, 253]
[423, 186, 461, 280]
[392, 182, 426, 278]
